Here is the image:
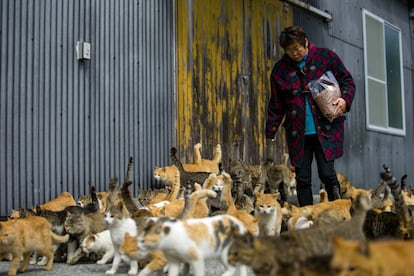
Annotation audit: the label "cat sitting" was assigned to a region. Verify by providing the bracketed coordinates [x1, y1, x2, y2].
[0, 216, 69, 276]
[254, 191, 283, 236]
[138, 214, 249, 276]
[80, 230, 115, 264]
[331, 235, 414, 275]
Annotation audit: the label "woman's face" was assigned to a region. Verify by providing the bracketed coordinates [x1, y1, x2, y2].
[285, 39, 308, 62]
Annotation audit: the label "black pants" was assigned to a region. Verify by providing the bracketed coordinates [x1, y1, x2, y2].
[295, 135, 341, 206]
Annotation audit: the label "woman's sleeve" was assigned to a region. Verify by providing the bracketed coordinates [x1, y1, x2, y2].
[265, 72, 286, 139]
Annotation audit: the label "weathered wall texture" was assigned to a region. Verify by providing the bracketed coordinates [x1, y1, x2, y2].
[175, 0, 292, 168]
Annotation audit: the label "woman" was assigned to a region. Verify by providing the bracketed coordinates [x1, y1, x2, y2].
[265, 26, 356, 206]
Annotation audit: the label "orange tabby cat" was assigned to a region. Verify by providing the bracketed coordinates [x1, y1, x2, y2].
[254, 191, 283, 236]
[146, 171, 185, 217]
[10, 192, 76, 218]
[331, 235, 414, 276]
[0, 216, 69, 275]
[284, 198, 352, 225]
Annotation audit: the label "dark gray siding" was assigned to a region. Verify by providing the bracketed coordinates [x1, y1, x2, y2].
[0, 0, 175, 216]
[291, 0, 414, 190]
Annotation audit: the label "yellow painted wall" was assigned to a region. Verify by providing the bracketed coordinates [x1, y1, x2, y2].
[176, 0, 292, 166]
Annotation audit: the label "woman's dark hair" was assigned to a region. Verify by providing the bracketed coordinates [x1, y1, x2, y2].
[279, 26, 308, 49]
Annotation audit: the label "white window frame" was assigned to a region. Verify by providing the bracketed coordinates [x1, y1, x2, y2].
[362, 9, 405, 136]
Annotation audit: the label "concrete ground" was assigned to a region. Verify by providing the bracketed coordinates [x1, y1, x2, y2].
[0, 259, 254, 276]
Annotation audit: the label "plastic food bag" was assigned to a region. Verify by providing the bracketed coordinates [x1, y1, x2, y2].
[308, 71, 341, 122]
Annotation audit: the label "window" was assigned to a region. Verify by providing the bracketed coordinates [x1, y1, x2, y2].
[362, 9, 405, 135]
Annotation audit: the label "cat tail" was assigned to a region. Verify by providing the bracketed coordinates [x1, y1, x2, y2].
[176, 180, 193, 219]
[181, 184, 217, 220]
[51, 232, 70, 244]
[120, 180, 140, 214]
[106, 177, 119, 208]
[170, 147, 185, 174]
[381, 165, 413, 239]
[125, 157, 134, 182]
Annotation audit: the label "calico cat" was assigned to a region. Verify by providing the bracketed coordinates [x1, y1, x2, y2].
[64, 211, 107, 264]
[77, 190, 107, 214]
[118, 216, 168, 276]
[80, 230, 115, 264]
[0, 216, 69, 276]
[104, 200, 138, 275]
[331, 235, 414, 275]
[138, 214, 249, 276]
[254, 191, 283, 236]
[228, 192, 372, 276]
[120, 232, 168, 276]
[169, 147, 211, 189]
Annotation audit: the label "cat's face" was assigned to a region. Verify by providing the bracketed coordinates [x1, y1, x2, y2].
[254, 192, 280, 215]
[138, 221, 166, 251]
[0, 222, 16, 246]
[104, 210, 115, 225]
[64, 213, 85, 234]
[227, 233, 257, 266]
[81, 233, 98, 254]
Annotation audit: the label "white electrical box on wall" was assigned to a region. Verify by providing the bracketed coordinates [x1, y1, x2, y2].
[76, 41, 91, 60]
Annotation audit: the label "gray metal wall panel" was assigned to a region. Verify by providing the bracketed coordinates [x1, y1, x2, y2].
[292, 0, 413, 190]
[0, 0, 175, 216]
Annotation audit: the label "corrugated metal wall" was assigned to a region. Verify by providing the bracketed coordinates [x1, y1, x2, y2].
[175, 0, 292, 168]
[0, 0, 175, 216]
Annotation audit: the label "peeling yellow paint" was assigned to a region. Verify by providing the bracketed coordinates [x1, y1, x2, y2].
[176, 0, 292, 164]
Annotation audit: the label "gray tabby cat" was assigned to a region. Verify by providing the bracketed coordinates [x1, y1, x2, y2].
[169, 147, 211, 188]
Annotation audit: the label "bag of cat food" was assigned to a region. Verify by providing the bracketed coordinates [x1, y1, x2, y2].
[308, 71, 341, 122]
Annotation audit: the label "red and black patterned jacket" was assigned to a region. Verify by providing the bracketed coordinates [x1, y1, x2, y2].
[265, 42, 355, 167]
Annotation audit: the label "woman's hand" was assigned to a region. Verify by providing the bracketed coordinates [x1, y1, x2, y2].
[333, 98, 346, 116]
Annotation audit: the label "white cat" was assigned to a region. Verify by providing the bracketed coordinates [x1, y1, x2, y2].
[138, 214, 248, 276]
[104, 201, 138, 275]
[80, 230, 115, 264]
